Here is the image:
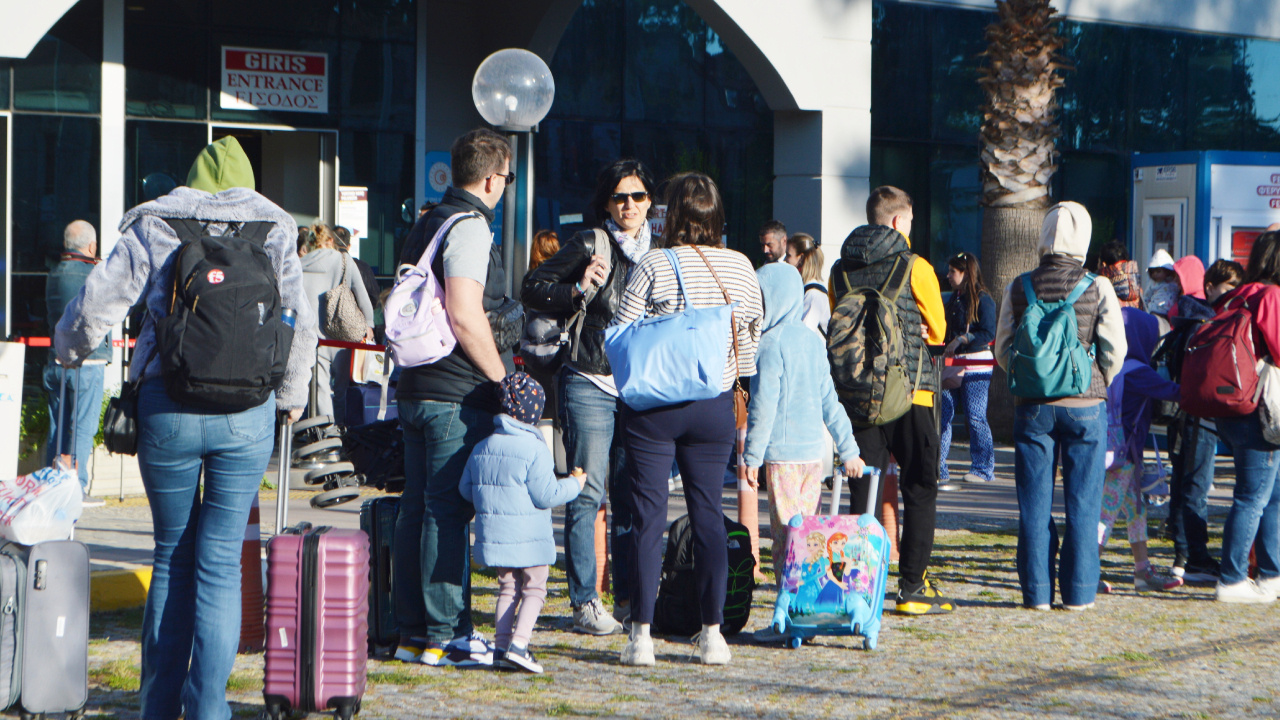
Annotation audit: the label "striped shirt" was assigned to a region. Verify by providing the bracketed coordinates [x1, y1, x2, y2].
[612, 245, 764, 391]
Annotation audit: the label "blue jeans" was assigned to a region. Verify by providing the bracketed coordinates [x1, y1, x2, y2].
[395, 399, 493, 643]
[939, 374, 995, 481]
[1217, 414, 1280, 585]
[558, 370, 631, 607]
[1169, 417, 1219, 566]
[43, 362, 106, 490]
[1013, 402, 1106, 608]
[135, 380, 275, 720]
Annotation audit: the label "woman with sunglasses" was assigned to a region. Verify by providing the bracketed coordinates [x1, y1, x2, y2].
[940, 251, 997, 485]
[520, 159, 657, 637]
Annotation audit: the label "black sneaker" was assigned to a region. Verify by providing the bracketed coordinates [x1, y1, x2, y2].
[1181, 560, 1222, 584]
[502, 644, 544, 674]
[895, 573, 956, 615]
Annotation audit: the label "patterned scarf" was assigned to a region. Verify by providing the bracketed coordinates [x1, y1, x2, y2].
[604, 217, 652, 267]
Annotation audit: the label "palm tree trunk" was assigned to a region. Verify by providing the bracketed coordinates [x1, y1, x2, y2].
[982, 204, 1045, 442]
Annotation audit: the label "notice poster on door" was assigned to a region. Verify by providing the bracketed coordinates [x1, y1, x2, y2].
[338, 187, 369, 259]
[220, 47, 329, 114]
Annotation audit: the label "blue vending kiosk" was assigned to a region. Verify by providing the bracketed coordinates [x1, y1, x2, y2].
[1131, 151, 1280, 270]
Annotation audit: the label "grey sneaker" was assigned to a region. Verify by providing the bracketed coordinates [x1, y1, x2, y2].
[1134, 566, 1184, 592]
[962, 472, 990, 483]
[694, 627, 731, 665]
[573, 598, 623, 635]
[81, 495, 106, 508]
[620, 633, 655, 666]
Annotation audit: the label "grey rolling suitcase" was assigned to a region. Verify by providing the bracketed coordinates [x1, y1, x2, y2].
[0, 370, 92, 717]
[0, 541, 91, 718]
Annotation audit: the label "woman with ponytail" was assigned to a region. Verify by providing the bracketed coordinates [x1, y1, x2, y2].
[940, 252, 997, 485]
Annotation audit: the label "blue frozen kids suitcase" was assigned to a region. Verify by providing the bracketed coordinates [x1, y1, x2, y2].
[770, 467, 889, 650]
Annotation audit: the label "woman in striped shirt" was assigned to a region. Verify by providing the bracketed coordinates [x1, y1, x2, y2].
[612, 172, 763, 667]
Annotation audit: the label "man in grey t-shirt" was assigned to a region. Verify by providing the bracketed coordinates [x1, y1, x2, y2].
[393, 129, 516, 668]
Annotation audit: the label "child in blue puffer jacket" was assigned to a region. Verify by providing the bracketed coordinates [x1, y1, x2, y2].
[744, 262, 865, 580]
[460, 372, 585, 674]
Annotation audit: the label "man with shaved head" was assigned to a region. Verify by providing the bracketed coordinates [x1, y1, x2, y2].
[45, 220, 108, 506]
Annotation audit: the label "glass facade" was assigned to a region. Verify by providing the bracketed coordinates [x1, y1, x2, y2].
[871, 0, 1280, 264]
[536, 0, 774, 261]
[12, 0, 102, 114]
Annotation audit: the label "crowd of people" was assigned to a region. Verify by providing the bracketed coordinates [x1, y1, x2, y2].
[44, 126, 1280, 716]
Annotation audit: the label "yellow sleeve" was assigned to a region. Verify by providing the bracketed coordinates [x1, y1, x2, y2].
[911, 256, 946, 345]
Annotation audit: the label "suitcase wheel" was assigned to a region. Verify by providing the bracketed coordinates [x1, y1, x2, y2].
[788, 635, 802, 649]
[311, 485, 363, 509]
[294, 437, 344, 464]
[305, 461, 356, 486]
[293, 414, 335, 435]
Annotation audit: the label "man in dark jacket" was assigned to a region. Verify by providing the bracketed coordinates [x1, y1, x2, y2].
[392, 128, 515, 667]
[44, 220, 108, 506]
[829, 186, 954, 615]
[995, 201, 1126, 612]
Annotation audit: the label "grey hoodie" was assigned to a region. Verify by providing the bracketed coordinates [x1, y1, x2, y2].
[300, 248, 375, 334]
[54, 187, 318, 410]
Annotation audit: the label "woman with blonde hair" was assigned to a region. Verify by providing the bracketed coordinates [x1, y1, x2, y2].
[785, 233, 830, 336]
[301, 221, 374, 425]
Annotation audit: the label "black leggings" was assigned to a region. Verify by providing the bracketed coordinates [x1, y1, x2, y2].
[622, 391, 735, 626]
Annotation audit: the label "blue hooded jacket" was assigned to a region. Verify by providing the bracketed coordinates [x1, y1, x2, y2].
[459, 414, 581, 568]
[1108, 307, 1179, 462]
[744, 263, 859, 467]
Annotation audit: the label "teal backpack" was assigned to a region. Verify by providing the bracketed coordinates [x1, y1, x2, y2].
[1007, 273, 1097, 399]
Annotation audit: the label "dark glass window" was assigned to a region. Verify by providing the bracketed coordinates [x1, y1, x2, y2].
[871, 2, 930, 141]
[929, 10, 988, 144]
[339, 130, 416, 275]
[126, 25, 208, 119]
[0, 62, 10, 110]
[210, 0, 339, 36]
[538, 0, 773, 257]
[123, 0, 207, 27]
[13, 0, 103, 113]
[1058, 22, 1128, 153]
[336, 41, 415, 131]
[11, 115, 100, 334]
[340, 0, 416, 42]
[125, 121, 208, 210]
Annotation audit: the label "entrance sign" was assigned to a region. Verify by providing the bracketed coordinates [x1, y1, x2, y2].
[220, 46, 329, 114]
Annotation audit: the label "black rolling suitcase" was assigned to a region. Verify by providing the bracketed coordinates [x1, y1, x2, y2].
[359, 496, 399, 654]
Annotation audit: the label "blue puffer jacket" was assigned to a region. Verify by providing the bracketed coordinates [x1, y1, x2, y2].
[744, 263, 860, 468]
[459, 414, 581, 568]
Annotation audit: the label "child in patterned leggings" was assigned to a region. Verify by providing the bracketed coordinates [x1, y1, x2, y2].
[1099, 308, 1183, 593]
[743, 263, 864, 580]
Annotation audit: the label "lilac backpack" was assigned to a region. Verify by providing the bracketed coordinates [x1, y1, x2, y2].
[385, 212, 480, 368]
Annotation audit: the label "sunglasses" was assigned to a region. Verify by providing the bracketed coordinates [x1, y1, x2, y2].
[610, 191, 650, 204]
[493, 171, 516, 185]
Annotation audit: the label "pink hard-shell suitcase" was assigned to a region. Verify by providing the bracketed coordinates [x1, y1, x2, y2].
[264, 418, 370, 720]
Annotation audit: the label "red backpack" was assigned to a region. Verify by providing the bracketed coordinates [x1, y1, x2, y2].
[1180, 295, 1261, 418]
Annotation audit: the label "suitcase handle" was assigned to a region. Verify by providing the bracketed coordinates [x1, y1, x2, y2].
[829, 467, 879, 516]
[275, 411, 294, 535]
[53, 366, 81, 471]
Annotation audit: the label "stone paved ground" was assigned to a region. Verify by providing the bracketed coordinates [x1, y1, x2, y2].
[70, 440, 1280, 720]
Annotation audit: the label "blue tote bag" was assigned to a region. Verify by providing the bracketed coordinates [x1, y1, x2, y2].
[604, 249, 736, 411]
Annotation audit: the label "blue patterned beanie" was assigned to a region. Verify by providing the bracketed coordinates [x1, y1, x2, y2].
[499, 372, 545, 425]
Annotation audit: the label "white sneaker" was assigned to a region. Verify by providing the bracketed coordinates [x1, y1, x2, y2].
[1257, 575, 1280, 596]
[620, 633, 655, 666]
[694, 627, 731, 665]
[1217, 578, 1277, 604]
[573, 598, 623, 635]
[1064, 602, 1094, 612]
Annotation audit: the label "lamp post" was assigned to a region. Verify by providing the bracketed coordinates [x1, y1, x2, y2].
[471, 49, 555, 295]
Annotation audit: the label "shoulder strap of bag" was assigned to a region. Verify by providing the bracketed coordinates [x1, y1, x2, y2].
[691, 244, 743, 379]
[662, 249, 691, 309]
[881, 255, 912, 305]
[1021, 274, 1038, 307]
[567, 229, 616, 364]
[413, 211, 482, 275]
[163, 218, 205, 243]
[236, 221, 273, 245]
[336, 252, 349, 288]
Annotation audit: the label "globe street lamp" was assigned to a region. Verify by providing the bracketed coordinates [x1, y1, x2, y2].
[472, 49, 555, 294]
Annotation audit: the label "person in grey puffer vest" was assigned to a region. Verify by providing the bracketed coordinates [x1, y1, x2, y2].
[44, 220, 110, 502]
[828, 185, 954, 616]
[54, 135, 317, 720]
[994, 200, 1126, 613]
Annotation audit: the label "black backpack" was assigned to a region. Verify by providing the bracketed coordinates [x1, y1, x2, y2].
[154, 219, 293, 411]
[652, 514, 755, 637]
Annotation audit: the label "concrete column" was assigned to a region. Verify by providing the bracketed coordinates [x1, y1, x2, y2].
[101, 0, 126, 386]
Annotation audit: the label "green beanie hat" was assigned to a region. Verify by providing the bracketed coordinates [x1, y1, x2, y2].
[187, 136, 256, 193]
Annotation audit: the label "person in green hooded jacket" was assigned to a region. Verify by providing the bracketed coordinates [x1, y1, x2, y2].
[55, 136, 317, 720]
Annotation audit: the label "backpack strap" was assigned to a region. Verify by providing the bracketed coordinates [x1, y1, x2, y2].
[234, 221, 274, 245]
[1064, 273, 1097, 306]
[803, 282, 827, 295]
[1021, 274, 1038, 306]
[403, 211, 481, 280]
[881, 254, 913, 304]
[162, 218, 205, 243]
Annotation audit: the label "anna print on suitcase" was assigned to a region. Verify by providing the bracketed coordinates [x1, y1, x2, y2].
[770, 468, 889, 650]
